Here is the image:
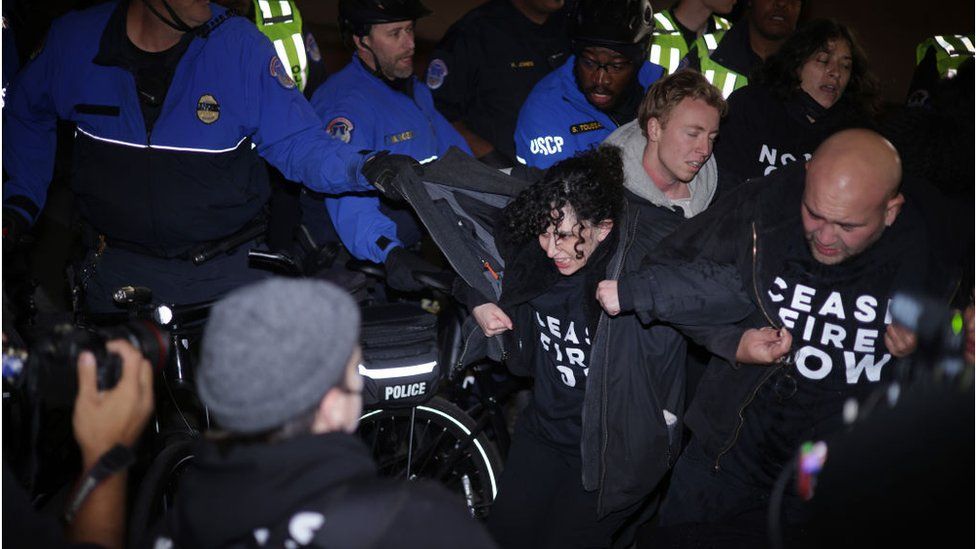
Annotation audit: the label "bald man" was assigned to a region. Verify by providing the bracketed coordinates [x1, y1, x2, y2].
[598, 129, 961, 547]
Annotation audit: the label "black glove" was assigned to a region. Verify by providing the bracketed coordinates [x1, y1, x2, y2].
[384, 247, 439, 292]
[361, 151, 420, 201]
[2, 208, 31, 247]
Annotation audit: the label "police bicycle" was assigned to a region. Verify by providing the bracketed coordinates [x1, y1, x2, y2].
[118, 246, 506, 542]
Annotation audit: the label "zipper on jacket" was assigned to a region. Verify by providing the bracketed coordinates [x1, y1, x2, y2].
[714, 221, 780, 471]
[595, 206, 638, 515]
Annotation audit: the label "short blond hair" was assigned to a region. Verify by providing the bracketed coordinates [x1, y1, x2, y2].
[638, 70, 727, 137]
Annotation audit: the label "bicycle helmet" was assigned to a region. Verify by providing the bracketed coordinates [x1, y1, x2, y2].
[571, 0, 654, 54]
[338, 0, 432, 40]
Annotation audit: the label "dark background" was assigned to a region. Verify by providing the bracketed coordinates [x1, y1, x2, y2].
[294, 0, 975, 105]
[5, 0, 974, 104]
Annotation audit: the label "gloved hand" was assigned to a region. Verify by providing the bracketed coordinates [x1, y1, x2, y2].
[361, 151, 421, 201]
[384, 247, 440, 292]
[2, 208, 31, 247]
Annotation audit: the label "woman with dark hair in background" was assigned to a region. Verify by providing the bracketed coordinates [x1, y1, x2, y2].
[713, 18, 880, 187]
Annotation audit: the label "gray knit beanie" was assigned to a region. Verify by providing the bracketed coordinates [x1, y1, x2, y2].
[197, 278, 361, 434]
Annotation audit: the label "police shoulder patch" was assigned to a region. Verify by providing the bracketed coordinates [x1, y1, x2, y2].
[426, 59, 448, 90]
[196, 94, 220, 124]
[270, 56, 296, 89]
[326, 117, 354, 143]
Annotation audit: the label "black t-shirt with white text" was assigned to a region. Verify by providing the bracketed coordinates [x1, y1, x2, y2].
[521, 274, 593, 453]
[723, 225, 901, 488]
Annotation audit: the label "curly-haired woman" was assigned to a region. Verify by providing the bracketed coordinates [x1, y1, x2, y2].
[458, 141, 752, 548]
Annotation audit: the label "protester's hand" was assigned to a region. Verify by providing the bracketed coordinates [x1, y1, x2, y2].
[472, 303, 513, 336]
[361, 151, 420, 201]
[596, 280, 620, 316]
[384, 247, 439, 293]
[736, 327, 792, 365]
[883, 323, 917, 358]
[73, 340, 154, 468]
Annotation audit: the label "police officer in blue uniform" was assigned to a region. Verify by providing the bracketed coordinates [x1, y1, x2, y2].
[514, 0, 665, 169]
[2, 0, 375, 311]
[310, 0, 472, 291]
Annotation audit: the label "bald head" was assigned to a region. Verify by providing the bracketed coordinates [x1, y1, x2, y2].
[808, 129, 902, 199]
[801, 129, 906, 265]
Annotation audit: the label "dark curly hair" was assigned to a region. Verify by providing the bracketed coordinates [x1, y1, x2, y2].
[756, 19, 880, 116]
[503, 146, 624, 259]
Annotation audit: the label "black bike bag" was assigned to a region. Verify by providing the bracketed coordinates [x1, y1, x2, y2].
[359, 302, 440, 407]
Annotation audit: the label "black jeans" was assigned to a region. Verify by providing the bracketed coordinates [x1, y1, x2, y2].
[487, 426, 640, 549]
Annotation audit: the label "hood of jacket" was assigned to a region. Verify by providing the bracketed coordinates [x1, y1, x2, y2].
[163, 433, 376, 547]
[604, 120, 718, 217]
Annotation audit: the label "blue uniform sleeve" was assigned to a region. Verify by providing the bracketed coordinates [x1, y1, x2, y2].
[324, 193, 401, 263]
[2, 21, 64, 224]
[310, 87, 402, 263]
[243, 31, 372, 195]
[513, 95, 573, 169]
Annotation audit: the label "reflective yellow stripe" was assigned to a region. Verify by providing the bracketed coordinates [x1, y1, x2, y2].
[654, 12, 675, 31]
[278, 0, 292, 17]
[947, 68, 958, 78]
[960, 36, 975, 53]
[722, 73, 737, 98]
[650, 44, 662, 65]
[669, 47, 680, 72]
[273, 39, 289, 70]
[290, 32, 308, 82]
[935, 35, 956, 55]
[257, 0, 273, 21]
[714, 15, 731, 30]
[703, 33, 718, 51]
[704, 69, 716, 83]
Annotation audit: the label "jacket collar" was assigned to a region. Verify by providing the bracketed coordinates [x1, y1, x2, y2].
[93, 0, 207, 69]
[350, 53, 416, 96]
[557, 55, 664, 128]
[709, 19, 761, 77]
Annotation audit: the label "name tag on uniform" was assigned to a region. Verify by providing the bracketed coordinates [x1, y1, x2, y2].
[509, 60, 536, 69]
[385, 130, 414, 145]
[569, 121, 604, 134]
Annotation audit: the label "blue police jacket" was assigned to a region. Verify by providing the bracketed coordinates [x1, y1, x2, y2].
[310, 55, 471, 263]
[514, 56, 664, 169]
[2, 2, 371, 257]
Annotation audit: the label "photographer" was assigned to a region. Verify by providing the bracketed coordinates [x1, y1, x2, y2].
[3, 340, 154, 549]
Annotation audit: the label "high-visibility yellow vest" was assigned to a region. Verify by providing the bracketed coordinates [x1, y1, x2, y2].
[648, 9, 744, 98]
[916, 34, 975, 79]
[700, 53, 747, 99]
[253, 0, 308, 92]
[648, 10, 730, 74]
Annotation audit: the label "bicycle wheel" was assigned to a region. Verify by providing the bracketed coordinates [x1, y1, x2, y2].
[358, 396, 503, 519]
[128, 439, 197, 547]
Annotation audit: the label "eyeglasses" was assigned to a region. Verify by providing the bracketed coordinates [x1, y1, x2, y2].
[577, 56, 633, 75]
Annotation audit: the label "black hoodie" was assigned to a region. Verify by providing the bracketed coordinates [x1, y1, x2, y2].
[150, 433, 497, 548]
[714, 83, 873, 188]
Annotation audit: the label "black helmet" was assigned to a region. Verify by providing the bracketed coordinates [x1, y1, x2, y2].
[338, 0, 431, 39]
[571, 0, 653, 51]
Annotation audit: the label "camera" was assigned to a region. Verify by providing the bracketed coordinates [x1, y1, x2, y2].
[4, 320, 170, 409]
